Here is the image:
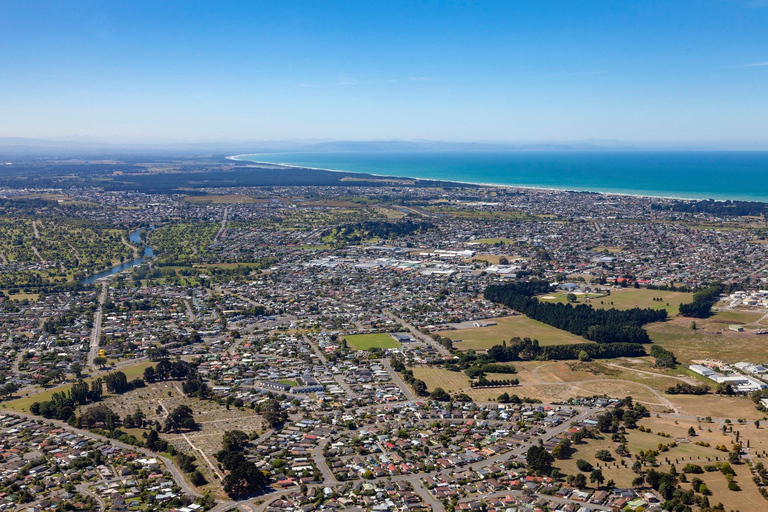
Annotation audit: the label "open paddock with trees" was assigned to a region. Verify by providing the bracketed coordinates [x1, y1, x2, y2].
[436, 315, 586, 351]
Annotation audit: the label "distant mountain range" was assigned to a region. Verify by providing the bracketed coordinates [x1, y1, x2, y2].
[0, 137, 766, 159]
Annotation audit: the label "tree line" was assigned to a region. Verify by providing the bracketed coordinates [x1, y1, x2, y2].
[679, 285, 722, 318]
[652, 199, 768, 218]
[484, 337, 647, 363]
[484, 281, 666, 344]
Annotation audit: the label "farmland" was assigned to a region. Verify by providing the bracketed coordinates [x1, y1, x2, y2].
[436, 314, 587, 351]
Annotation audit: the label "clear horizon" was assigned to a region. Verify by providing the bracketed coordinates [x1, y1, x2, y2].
[1, 1, 767, 143]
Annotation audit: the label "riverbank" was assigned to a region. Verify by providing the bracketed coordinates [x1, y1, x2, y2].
[81, 227, 154, 285]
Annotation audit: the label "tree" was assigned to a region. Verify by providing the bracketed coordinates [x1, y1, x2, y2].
[145, 429, 168, 452]
[552, 439, 572, 459]
[595, 449, 612, 462]
[190, 470, 207, 486]
[430, 387, 451, 402]
[164, 405, 196, 432]
[590, 469, 605, 489]
[573, 473, 587, 488]
[578, 350, 590, 362]
[729, 447, 741, 465]
[70, 362, 83, 378]
[223, 461, 267, 498]
[222, 430, 249, 452]
[2, 382, 19, 398]
[259, 399, 286, 429]
[576, 459, 593, 472]
[412, 379, 428, 396]
[93, 356, 107, 368]
[526, 445, 554, 475]
[566, 293, 578, 303]
[688, 426, 696, 437]
[143, 366, 156, 383]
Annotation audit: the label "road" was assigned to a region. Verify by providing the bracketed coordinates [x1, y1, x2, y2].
[88, 281, 109, 369]
[214, 207, 230, 242]
[380, 358, 416, 401]
[184, 298, 198, 322]
[7, 410, 204, 500]
[383, 309, 451, 357]
[456, 489, 614, 511]
[31, 245, 45, 263]
[312, 437, 337, 484]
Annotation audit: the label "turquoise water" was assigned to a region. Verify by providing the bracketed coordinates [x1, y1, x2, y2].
[234, 151, 768, 201]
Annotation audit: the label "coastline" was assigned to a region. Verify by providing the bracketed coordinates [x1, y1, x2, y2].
[227, 153, 762, 203]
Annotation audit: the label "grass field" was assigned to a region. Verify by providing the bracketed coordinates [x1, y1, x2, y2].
[709, 310, 765, 324]
[545, 288, 695, 316]
[468, 237, 515, 245]
[589, 246, 622, 253]
[184, 194, 257, 204]
[277, 379, 298, 387]
[436, 315, 586, 351]
[3, 361, 154, 412]
[344, 333, 402, 351]
[647, 316, 768, 364]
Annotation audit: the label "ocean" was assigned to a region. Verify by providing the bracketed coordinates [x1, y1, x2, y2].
[233, 151, 768, 202]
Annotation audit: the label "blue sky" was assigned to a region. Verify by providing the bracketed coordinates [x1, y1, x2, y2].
[1, 0, 767, 143]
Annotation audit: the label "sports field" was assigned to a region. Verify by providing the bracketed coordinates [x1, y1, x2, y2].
[344, 333, 402, 350]
[436, 315, 586, 350]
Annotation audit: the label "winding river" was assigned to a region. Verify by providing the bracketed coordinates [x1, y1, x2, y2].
[81, 227, 154, 285]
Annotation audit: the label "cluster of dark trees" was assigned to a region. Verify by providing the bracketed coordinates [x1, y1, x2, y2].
[216, 430, 267, 499]
[391, 358, 429, 396]
[679, 285, 723, 318]
[104, 371, 144, 394]
[484, 281, 666, 344]
[463, 362, 517, 379]
[31, 375, 110, 420]
[594, 398, 650, 431]
[256, 399, 288, 429]
[324, 220, 435, 242]
[143, 359, 195, 383]
[497, 393, 541, 404]
[485, 337, 647, 363]
[470, 376, 519, 388]
[650, 345, 677, 368]
[164, 404, 197, 432]
[181, 377, 211, 399]
[666, 383, 711, 395]
[652, 199, 768, 217]
[526, 445, 555, 475]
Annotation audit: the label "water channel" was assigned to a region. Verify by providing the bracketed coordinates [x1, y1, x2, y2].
[81, 227, 154, 285]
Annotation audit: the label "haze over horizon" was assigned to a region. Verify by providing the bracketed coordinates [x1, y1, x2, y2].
[1, 1, 767, 144]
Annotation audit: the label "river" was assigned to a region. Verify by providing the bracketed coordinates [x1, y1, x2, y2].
[81, 227, 154, 285]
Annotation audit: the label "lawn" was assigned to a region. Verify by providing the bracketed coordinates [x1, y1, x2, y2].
[436, 315, 586, 351]
[558, 288, 695, 316]
[344, 333, 402, 351]
[411, 366, 471, 394]
[647, 316, 768, 364]
[468, 237, 515, 245]
[277, 379, 298, 387]
[184, 194, 257, 204]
